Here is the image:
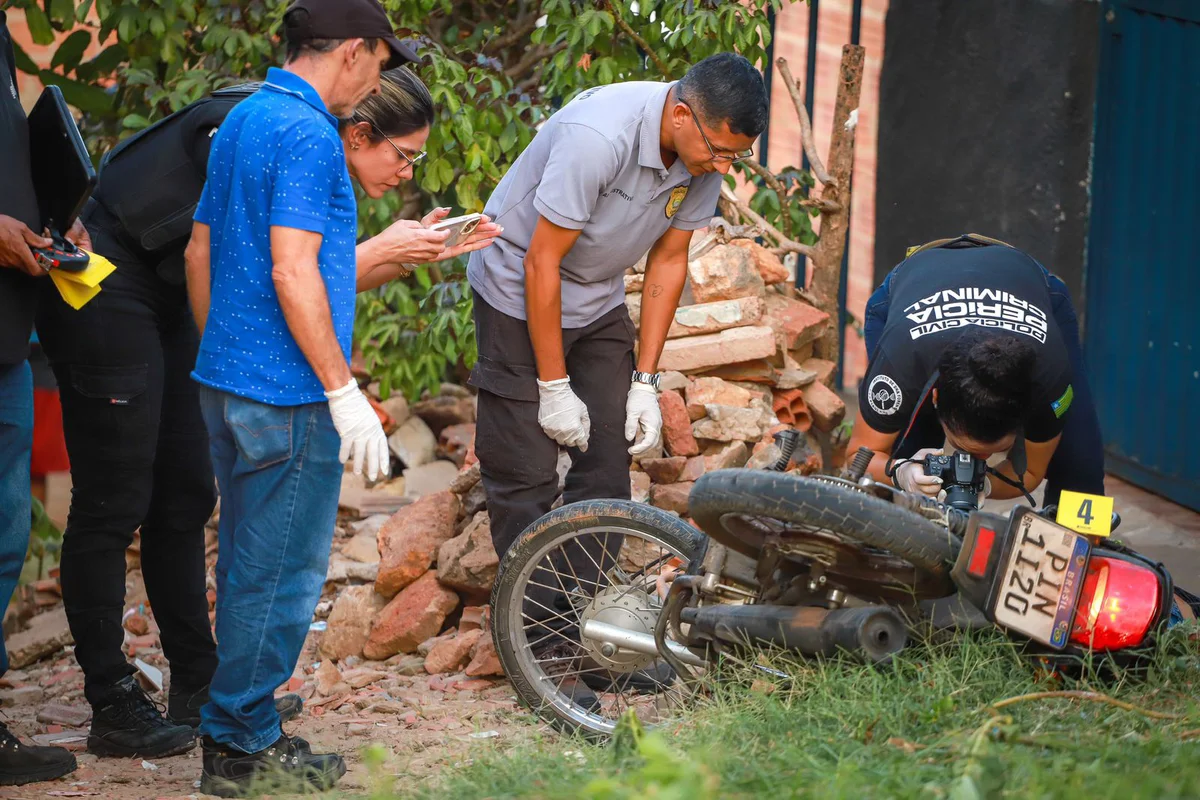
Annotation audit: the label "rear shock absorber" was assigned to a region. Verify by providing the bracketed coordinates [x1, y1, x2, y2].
[770, 429, 801, 471]
[843, 446, 875, 482]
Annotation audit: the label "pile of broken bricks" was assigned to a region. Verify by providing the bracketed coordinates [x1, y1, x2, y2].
[317, 459, 504, 689]
[624, 238, 849, 519]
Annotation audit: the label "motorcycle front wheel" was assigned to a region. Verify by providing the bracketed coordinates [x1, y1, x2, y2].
[490, 499, 706, 738]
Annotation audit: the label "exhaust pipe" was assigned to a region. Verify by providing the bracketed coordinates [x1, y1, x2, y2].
[581, 619, 708, 668]
[679, 604, 907, 663]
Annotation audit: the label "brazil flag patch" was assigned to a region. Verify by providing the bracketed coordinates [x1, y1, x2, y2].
[1052, 384, 1074, 418]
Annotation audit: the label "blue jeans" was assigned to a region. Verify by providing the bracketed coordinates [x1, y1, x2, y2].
[197, 387, 342, 753]
[0, 361, 33, 677]
[863, 261, 1105, 507]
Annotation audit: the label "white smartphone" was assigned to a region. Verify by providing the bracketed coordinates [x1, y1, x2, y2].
[430, 213, 483, 249]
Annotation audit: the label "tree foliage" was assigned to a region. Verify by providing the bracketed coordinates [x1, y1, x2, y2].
[13, 0, 810, 400]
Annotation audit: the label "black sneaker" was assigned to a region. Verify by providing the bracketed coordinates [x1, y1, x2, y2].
[0, 719, 77, 786]
[168, 684, 304, 729]
[199, 734, 346, 798]
[87, 675, 197, 758]
[532, 639, 601, 713]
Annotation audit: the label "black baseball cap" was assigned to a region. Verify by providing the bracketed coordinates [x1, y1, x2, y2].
[284, 0, 419, 69]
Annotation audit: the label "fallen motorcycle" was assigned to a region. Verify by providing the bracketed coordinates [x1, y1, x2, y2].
[489, 433, 1179, 738]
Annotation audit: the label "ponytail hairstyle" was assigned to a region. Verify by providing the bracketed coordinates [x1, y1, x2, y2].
[935, 330, 1037, 443]
[340, 66, 433, 139]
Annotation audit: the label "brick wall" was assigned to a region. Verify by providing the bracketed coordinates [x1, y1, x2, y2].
[768, 0, 887, 388]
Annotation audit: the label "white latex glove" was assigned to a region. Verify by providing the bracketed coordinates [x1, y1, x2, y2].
[625, 382, 662, 456]
[325, 379, 391, 481]
[537, 378, 590, 451]
[893, 447, 945, 497]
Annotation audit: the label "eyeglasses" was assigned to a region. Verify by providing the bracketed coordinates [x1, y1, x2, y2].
[680, 100, 754, 165]
[372, 123, 426, 171]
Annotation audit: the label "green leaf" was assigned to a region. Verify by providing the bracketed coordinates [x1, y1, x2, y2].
[38, 71, 113, 115]
[51, 30, 92, 73]
[50, 0, 76, 24]
[9, 40, 40, 76]
[438, 159, 454, 189]
[77, 43, 126, 79]
[498, 121, 516, 153]
[117, 13, 133, 43]
[122, 113, 151, 130]
[25, 7, 55, 46]
[76, 0, 95, 21]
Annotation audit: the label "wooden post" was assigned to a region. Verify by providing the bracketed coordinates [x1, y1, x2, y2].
[808, 44, 865, 366]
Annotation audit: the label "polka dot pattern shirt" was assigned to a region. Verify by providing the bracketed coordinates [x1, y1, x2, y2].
[192, 67, 356, 406]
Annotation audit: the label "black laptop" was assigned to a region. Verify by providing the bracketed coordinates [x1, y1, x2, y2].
[26, 85, 97, 271]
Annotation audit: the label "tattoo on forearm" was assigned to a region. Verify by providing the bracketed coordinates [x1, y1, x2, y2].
[649, 284, 664, 298]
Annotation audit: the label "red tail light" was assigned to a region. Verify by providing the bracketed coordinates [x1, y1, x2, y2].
[1069, 555, 1161, 650]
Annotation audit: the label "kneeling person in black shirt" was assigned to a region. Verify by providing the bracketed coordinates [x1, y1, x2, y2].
[847, 235, 1105, 507]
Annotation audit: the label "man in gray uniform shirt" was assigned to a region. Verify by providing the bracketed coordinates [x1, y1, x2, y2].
[466, 53, 769, 703]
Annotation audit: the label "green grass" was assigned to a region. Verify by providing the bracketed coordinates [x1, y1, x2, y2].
[368, 624, 1200, 800]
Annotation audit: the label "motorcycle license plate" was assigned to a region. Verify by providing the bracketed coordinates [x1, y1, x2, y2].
[989, 510, 1090, 649]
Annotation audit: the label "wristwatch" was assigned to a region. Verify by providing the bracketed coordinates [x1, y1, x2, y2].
[632, 370, 661, 391]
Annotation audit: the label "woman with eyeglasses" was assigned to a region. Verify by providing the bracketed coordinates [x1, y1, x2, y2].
[33, 65, 497, 761]
[340, 67, 500, 289]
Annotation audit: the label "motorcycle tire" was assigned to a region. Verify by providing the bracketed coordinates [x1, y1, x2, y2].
[490, 499, 706, 739]
[689, 469, 961, 576]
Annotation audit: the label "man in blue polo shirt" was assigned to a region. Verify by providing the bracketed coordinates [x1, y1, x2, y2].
[182, 0, 416, 794]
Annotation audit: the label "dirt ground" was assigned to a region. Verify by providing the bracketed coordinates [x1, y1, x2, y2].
[1, 624, 538, 800]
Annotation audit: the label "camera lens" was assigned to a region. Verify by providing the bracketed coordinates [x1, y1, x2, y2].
[943, 484, 979, 512]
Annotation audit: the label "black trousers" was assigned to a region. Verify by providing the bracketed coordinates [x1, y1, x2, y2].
[469, 293, 634, 636]
[35, 211, 217, 703]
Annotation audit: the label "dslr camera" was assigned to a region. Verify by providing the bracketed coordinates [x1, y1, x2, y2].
[923, 452, 988, 511]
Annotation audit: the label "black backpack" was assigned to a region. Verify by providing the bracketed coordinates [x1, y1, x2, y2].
[93, 83, 260, 282]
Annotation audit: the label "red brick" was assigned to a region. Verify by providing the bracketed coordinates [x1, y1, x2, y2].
[424, 629, 484, 675]
[640, 457, 686, 484]
[363, 571, 459, 660]
[772, 388, 813, 431]
[658, 326, 776, 373]
[627, 295, 764, 340]
[697, 359, 779, 384]
[658, 391, 699, 457]
[465, 635, 503, 677]
[685, 377, 755, 420]
[763, 294, 830, 352]
[802, 358, 837, 386]
[375, 491, 460, 598]
[687, 245, 764, 304]
[649, 482, 694, 515]
[801, 381, 846, 432]
[728, 239, 789, 284]
[680, 456, 707, 482]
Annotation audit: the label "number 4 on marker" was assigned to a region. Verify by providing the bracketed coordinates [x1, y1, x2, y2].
[1056, 491, 1114, 537]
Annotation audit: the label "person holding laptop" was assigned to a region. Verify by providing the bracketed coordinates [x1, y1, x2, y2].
[0, 7, 88, 788]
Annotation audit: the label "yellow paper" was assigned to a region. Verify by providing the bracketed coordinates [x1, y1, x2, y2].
[1056, 490, 1115, 538]
[49, 271, 102, 309]
[54, 250, 116, 288]
[49, 250, 116, 310]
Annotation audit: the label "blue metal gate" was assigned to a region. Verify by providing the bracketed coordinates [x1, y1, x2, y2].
[1085, 0, 1200, 510]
